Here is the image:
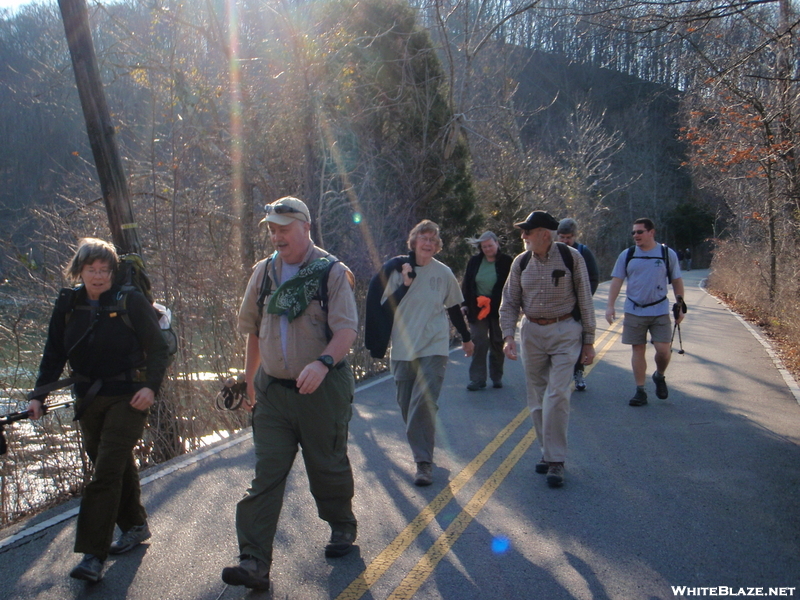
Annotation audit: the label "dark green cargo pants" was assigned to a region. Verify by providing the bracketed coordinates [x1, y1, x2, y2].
[75, 394, 148, 560]
[235, 365, 356, 568]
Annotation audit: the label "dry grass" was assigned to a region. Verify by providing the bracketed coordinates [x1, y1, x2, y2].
[707, 239, 800, 385]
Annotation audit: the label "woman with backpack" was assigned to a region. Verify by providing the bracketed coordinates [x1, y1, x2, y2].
[27, 238, 170, 583]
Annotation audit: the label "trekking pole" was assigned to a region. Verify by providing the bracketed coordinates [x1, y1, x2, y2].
[0, 400, 76, 455]
[671, 296, 687, 355]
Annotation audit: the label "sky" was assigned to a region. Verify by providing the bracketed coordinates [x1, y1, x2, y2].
[0, 0, 49, 13]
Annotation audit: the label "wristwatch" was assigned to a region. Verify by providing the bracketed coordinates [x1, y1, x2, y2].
[316, 355, 335, 371]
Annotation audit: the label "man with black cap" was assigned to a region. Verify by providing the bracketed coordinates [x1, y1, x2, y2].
[222, 196, 359, 591]
[499, 210, 596, 487]
[557, 218, 599, 391]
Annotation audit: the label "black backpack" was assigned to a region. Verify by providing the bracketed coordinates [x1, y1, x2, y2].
[61, 253, 178, 358]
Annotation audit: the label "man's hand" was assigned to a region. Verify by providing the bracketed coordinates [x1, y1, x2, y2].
[243, 380, 256, 412]
[130, 387, 155, 411]
[503, 337, 518, 361]
[605, 306, 616, 325]
[27, 399, 44, 420]
[673, 295, 687, 325]
[462, 340, 474, 357]
[297, 360, 328, 394]
[581, 344, 596, 366]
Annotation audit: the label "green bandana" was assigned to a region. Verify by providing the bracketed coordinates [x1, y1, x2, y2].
[267, 257, 332, 322]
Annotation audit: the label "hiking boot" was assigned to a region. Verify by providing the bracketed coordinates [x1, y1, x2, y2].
[652, 371, 669, 399]
[414, 461, 433, 486]
[535, 459, 549, 474]
[492, 380, 503, 389]
[629, 388, 648, 406]
[466, 381, 486, 391]
[109, 522, 151, 555]
[573, 370, 586, 391]
[325, 529, 357, 558]
[69, 554, 104, 583]
[546, 463, 565, 488]
[221, 555, 270, 591]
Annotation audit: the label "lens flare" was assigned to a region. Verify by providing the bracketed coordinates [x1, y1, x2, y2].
[353, 212, 362, 224]
[491, 536, 510, 554]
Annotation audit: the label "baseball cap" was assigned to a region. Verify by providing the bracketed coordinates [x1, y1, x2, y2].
[514, 210, 559, 231]
[259, 197, 311, 226]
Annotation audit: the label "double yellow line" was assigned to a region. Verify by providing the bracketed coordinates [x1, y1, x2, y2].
[338, 319, 623, 600]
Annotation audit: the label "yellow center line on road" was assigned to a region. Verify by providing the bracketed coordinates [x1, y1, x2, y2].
[585, 319, 623, 377]
[337, 318, 623, 600]
[386, 428, 537, 600]
[335, 409, 530, 600]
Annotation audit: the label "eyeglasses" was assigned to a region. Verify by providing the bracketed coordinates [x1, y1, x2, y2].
[631, 230, 648, 236]
[83, 268, 112, 278]
[417, 236, 439, 244]
[264, 203, 303, 215]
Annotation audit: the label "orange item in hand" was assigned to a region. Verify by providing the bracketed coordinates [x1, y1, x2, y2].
[477, 296, 491, 320]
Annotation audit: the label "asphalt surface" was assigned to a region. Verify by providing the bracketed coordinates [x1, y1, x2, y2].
[1, 269, 799, 600]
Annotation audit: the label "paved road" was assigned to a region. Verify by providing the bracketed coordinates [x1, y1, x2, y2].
[2, 269, 799, 600]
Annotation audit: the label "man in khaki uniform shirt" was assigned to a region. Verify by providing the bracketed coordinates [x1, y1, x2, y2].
[222, 197, 359, 592]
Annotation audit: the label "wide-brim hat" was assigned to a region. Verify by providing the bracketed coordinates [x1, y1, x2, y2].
[514, 210, 559, 231]
[259, 197, 311, 226]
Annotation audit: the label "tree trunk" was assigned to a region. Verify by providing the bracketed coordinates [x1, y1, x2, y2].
[58, 0, 141, 255]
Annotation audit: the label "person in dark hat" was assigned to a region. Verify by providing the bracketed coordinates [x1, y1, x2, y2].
[499, 210, 596, 487]
[461, 231, 513, 391]
[557, 218, 600, 391]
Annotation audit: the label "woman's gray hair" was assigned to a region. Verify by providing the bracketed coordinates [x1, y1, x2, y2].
[466, 231, 500, 249]
[63, 238, 119, 284]
[407, 220, 442, 252]
[557, 218, 578, 236]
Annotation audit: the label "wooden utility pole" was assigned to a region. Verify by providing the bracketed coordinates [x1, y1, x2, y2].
[58, 0, 141, 255]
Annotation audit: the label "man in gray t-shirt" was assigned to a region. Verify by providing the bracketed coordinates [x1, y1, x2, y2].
[606, 218, 685, 406]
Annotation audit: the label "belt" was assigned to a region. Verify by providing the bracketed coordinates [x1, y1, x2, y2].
[268, 361, 347, 391]
[526, 312, 574, 326]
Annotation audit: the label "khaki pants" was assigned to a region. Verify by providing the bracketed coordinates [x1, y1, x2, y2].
[235, 366, 356, 568]
[75, 394, 148, 560]
[520, 318, 582, 463]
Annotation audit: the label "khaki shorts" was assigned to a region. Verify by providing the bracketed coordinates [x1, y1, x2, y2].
[622, 313, 672, 345]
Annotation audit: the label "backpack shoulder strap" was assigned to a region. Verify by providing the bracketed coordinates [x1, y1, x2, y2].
[625, 244, 672, 284]
[624, 246, 636, 274]
[555, 242, 582, 320]
[317, 254, 340, 311]
[555, 242, 574, 273]
[518, 250, 532, 272]
[116, 290, 135, 331]
[255, 254, 276, 317]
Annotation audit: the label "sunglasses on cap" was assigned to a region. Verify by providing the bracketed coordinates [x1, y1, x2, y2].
[264, 203, 304, 215]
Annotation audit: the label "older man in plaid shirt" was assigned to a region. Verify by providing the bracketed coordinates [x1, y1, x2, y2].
[500, 210, 596, 488]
